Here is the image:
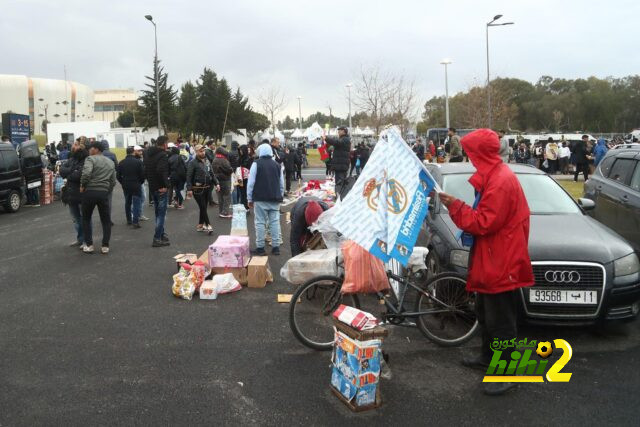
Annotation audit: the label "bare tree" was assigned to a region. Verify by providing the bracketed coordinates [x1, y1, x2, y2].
[389, 75, 418, 136]
[257, 86, 287, 136]
[352, 65, 395, 136]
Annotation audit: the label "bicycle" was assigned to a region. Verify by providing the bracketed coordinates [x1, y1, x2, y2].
[289, 267, 479, 351]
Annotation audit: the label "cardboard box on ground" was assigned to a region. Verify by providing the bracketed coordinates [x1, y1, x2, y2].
[247, 256, 273, 288]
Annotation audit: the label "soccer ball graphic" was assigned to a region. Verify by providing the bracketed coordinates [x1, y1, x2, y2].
[536, 341, 553, 358]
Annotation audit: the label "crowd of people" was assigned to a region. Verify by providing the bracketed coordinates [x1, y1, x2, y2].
[53, 134, 297, 256]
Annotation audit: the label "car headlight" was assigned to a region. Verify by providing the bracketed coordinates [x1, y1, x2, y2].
[450, 250, 469, 268]
[614, 253, 640, 277]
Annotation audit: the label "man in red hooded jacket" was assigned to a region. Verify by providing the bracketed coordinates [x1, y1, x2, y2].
[438, 128, 534, 396]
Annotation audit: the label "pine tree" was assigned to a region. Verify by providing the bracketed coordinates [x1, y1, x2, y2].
[137, 60, 177, 133]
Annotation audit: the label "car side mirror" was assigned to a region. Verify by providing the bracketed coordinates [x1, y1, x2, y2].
[578, 198, 595, 211]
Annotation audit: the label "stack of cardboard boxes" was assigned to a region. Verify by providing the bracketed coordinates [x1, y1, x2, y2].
[40, 169, 54, 205]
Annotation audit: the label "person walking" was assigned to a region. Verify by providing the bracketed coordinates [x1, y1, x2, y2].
[572, 135, 591, 182]
[59, 139, 90, 247]
[101, 140, 118, 226]
[117, 146, 145, 228]
[133, 145, 149, 222]
[144, 136, 171, 247]
[323, 126, 351, 187]
[438, 129, 534, 396]
[283, 146, 301, 195]
[204, 140, 217, 206]
[247, 144, 284, 256]
[186, 145, 220, 233]
[448, 128, 463, 162]
[270, 137, 285, 166]
[168, 144, 187, 209]
[558, 141, 571, 174]
[212, 147, 233, 218]
[80, 141, 116, 254]
[545, 137, 559, 174]
[296, 142, 306, 179]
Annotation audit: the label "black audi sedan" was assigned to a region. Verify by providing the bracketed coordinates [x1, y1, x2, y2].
[423, 163, 640, 324]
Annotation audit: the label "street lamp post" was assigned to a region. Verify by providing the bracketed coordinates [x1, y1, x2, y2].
[486, 14, 514, 129]
[296, 96, 303, 130]
[145, 15, 162, 136]
[440, 59, 452, 129]
[345, 83, 352, 132]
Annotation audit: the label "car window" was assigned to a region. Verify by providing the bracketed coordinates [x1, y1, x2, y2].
[1, 151, 20, 172]
[598, 156, 615, 177]
[608, 158, 636, 186]
[442, 173, 581, 214]
[630, 161, 640, 192]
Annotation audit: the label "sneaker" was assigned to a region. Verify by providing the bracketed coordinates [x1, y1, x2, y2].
[177, 205, 185, 210]
[83, 245, 94, 254]
[101, 246, 110, 254]
[152, 239, 170, 247]
[196, 225, 205, 232]
[206, 225, 214, 233]
[251, 247, 266, 256]
[131, 223, 141, 229]
[140, 216, 149, 221]
[271, 246, 280, 256]
[69, 241, 83, 247]
[161, 233, 169, 242]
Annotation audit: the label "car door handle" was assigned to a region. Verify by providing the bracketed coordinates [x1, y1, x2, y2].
[619, 195, 629, 203]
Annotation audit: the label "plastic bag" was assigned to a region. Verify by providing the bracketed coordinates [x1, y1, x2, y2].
[213, 273, 242, 294]
[340, 241, 390, 294]
[309, 203, 346, 250]
[407, 247, 429, 273]
[172, 268, 196, 300]
[280, 248, 340, 284]
[231, 204, 248, 235]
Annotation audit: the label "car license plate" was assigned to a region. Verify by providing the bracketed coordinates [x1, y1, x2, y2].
[529, 289, 597, 304]
[27, 181, 41, 189]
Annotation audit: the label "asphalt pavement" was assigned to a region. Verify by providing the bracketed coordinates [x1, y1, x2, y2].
[1, 178, 639, 426]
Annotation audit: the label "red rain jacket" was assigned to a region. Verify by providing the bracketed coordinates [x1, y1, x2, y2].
[447, 129, 534, 294]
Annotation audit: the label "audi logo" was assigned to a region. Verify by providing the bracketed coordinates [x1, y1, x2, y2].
[544, 270, 581, 283]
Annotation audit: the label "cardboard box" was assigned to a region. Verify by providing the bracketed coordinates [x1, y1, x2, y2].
[247, 256, 273, 288]
[331, 366, 379, 408]
[199, 280, 218, 300]
[208, 235, 250, 268]
[211, 267, 248, 286]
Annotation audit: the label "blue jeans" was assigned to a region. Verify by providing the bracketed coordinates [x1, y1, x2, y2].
[232, 187, 240, 205]
[254, 201, 281, 249]
[69, 202, 90, 243]
[138, 184, 146, 216]
[152, 191, 168, 240]
[124, 189, 142, 224]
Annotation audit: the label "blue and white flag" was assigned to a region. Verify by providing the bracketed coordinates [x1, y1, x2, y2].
[330, 127, 437, 266]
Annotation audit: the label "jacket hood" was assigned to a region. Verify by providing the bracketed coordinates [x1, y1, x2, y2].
[597, 138, 606, 146]
[101, 140, 110, 151]
[215, 147, 228, 156]
[257, 144, 273, 158]
[230, 141, 239, 151]
[461, 129, 502, 190]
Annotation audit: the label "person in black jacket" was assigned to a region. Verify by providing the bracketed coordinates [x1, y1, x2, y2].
[323, 126, 351, 187]
[296, 142, 306, 179]
[357, 142, 370, 173]
[270, 138, 285, 165]
[187, 144, 220, 232]
[572, 135, 591, 182]
[290, 197, 329, 256]
[117, 147, 146, 227]
[168, 146, 187, 209]
[144, 136, 171, 247]
[204, 140, 217, 206]
[59, 140, 90, 246]
[212, 147, 234, 218]
[283, 146, 301, 194]
[229, 141, 240, 169]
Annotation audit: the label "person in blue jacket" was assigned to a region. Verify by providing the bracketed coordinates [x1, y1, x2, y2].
[593, 138, 608, 166]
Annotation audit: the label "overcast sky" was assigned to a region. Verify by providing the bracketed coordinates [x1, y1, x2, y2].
[3, 0, 639, 122]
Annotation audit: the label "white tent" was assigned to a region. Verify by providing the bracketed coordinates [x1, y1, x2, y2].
[362, 126, 375, 136]
[259, 127, 286, 142]
[353, 126, 364, 136]
[290, 128, 304, 138]
[304, 122, 324, 141]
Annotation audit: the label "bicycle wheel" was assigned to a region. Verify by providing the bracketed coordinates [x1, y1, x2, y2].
[415, 272, 478, 346]
[289, 275, 360, 351]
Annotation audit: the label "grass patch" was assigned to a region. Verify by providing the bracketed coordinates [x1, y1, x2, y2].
[557, 180, 584, 200]
[306, 149, 324, 167]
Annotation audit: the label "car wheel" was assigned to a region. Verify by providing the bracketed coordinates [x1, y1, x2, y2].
[426, 250, 440, 278]
[4, 190, 21, 213]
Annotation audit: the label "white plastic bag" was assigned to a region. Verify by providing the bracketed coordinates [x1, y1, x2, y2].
[214, 273, 242, 294]
[408, 247, 429, 273]
[309, 204, 346, 249]
[231, 204, 248, 235]
[280, 248, 341, 284]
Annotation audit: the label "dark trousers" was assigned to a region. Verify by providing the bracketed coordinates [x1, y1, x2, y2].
[476, 290, 518, 362]
[559, 157, 569, 174]
[449, 155, 464, 163]
[171, 178, 185, 206]
[574, 162, 589, 182]
[217, 180, 231, 215]
[123, 189, 141, 224]
[296, 164, 302, 180]
[240, 179, 249, 209]
[285, 170, 295, 192]
[81, 190, 111, 246]
[334, 170, 347, 188]
[194, 188, 211, 226]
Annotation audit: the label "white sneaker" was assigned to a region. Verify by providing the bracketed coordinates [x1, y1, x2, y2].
[83, 245, 94, 254]
[101, 246, 110, 254]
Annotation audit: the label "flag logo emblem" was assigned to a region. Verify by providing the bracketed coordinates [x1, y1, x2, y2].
[365, 178, 408, 215]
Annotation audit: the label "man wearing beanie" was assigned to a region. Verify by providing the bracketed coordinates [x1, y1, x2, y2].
[438, 128, 534, 396]
[289, 197, 329, 256]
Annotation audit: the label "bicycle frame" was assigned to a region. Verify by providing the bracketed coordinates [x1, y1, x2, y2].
[379, 271, 467, 319]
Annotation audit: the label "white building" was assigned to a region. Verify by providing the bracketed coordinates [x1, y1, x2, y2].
[94, 89, 138, 124]
[0, 74, 94, 136]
